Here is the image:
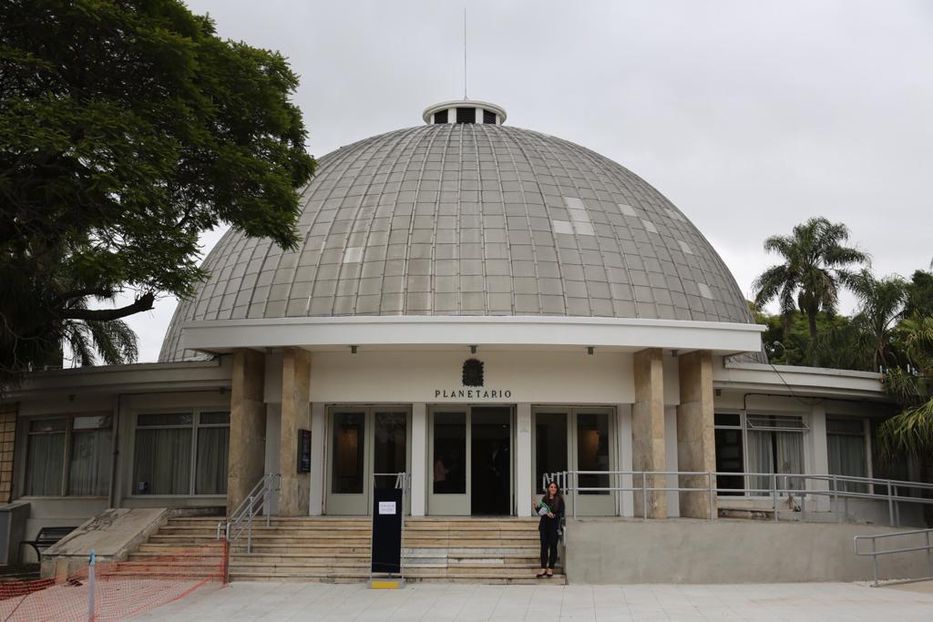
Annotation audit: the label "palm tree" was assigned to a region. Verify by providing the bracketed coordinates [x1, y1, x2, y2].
[878, 315, 933, 458]
[753, 217, 868, 365]
[849, 271, 908, 372]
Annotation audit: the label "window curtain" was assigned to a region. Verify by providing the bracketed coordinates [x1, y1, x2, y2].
[25, 434, 65, 496]
[196, 427, 229, 495]
[69, 429, 112, 496]
[747, 430, 805, 494]
[775, 431, 804, 491]
[133, 428, 191, 494]
[828, 433, 867, 492]
[747, 430, 773, 494]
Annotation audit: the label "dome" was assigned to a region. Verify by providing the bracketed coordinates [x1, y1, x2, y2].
[160, 114, 754, 361]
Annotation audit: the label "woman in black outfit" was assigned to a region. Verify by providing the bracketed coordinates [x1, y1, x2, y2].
[533, 481, 564, 578]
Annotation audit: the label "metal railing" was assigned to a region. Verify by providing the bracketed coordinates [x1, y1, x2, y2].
[374, 471, 411, 498]
[854, 528, 933, 586]
[542, 470, 933, 525]
[217, 472, 280, 554]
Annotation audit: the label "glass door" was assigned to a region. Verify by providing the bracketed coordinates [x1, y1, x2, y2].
[533, 407, 616, 517]
[327, 409, 368, 515]
[373, 410, 410, 514]
[326, 406, 409, 516]
[573, 409, 616, 516]
[428, 409, 469, 515]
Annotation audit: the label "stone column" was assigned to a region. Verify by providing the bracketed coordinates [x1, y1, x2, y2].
[227, 350, 266, 512]
[516, 403, 532, 517]
[617, 404, 634, 517]
[808, 405, 830, 512]
[633, 348, 666, 519]
[410, 403, 427, 517]
[309, 402, 326, 516]
[676, 350, 716, 519]
[279, 348, 311, 516]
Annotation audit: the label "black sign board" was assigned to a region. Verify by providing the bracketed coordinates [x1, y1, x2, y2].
[371, 487, 403, 575]
[297, 429, 311, 473]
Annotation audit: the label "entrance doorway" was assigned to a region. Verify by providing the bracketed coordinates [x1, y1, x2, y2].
[532, 407, 617, 516]
[471, 407, 511, 515]
[428, 405, 513, 516]
[325, 406, 410, 516]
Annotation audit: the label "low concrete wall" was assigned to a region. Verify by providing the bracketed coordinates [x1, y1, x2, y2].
[40, 508, 169, 578]
[565, 518, 932, 584]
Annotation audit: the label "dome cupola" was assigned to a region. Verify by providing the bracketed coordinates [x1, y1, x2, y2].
[422, 99, 506, 125]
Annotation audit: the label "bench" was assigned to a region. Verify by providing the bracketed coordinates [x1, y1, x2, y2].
[21, 526, 77, 562]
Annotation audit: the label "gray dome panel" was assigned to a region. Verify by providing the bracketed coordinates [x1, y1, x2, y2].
[160, 124, 753, 361]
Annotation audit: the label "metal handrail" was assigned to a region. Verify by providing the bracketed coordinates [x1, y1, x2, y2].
[854, 528, 933, 586]
[374, 471, 411, 497]
[542, 470, 933, 525]
[217, 472, 280, 554]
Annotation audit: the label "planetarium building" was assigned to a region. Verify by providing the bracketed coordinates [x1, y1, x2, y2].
[1, 101, 904, 567]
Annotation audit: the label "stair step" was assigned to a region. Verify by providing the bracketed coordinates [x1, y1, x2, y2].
[126, 517, 548, 585]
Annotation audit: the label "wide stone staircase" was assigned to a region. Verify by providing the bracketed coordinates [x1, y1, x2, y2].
[403, 517, 564, 584]
[111, 515, 564, 584]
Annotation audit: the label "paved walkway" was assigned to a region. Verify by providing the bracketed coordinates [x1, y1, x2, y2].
[135, 581, 933, 621]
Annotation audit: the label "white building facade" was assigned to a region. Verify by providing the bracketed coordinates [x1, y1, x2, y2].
[0, 101, 901, 557]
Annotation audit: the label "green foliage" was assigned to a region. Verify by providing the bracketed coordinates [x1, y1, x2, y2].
[878, 315, 933, 459]
[848, 271, 908, 371]
[904, 270, 933, 319]
[0, 0, 315, 387]
[753, 217, 868, 365]
[757, 308, 872, 370]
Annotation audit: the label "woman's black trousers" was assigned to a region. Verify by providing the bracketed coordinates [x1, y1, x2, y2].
[539, 529, 559, 569]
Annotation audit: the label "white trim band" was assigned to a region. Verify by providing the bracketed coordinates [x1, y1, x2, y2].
[180, 315, 764, 354]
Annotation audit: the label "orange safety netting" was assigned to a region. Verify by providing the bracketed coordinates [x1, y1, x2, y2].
[0, 541, 227, 622]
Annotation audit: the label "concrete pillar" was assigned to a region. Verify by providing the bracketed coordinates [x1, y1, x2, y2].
[279, 348, 311, 516]
[665, 406, 680, 517]
[309, 402, 326, 516]
[516, 403, 532, 517]
[808, 405, 830, 512]
[676, 350, 716, 519]
[633, 348, 666, 519]
[227, 349, 266, 512]
[617, 404, 634, 517]
[410, 403, 427, 517]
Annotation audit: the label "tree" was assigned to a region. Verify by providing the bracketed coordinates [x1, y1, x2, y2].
[878, 315, 933, 459]
[878, 270, 933, 463]
[904, 269, 933, 319]
[756, 306, 871, 370]
[0, 0, 315, 388]
[753, 217, 868, 365]
[848, 271, 908, 371]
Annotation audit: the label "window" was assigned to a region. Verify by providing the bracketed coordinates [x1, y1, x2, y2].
[133, 411, 229, 495]
[713, 413, 808, 496]
[456, 107, 475, 123]
[483, 110, 497, 124]
[433, 109, 448, 124]
[746, 414, 807, 494]
[331, 411, 365, 494]
[433, 412, 466, 494]
[713, 413, 743, 495]
[24, 416, 112, 497]
[827, 417, 868, 492]
[576, 412, 610, 495]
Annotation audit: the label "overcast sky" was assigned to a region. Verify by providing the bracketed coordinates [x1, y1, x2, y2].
[123, 0, 933, 362]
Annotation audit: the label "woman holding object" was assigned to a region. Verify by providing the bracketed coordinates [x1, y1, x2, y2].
[532, 481, 564, 578]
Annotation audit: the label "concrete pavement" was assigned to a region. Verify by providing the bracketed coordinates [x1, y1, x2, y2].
[134, 580, 933, 621]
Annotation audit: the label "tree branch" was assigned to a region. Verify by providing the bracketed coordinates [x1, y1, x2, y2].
[60, 292, 155, 321]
